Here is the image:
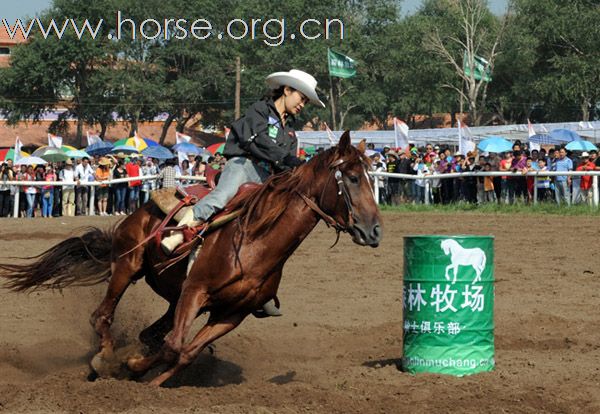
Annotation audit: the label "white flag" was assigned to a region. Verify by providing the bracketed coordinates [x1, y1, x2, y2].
[48, 133, 63, 148]
[458, 120, 476, 155]
[86, 131, 101, 146]
[324, 122, 337, 146]
[527, 119, 536, 138]
[14, 136, 23, 162]
[176, 131, 192, 144]
[133, 130, 143, 149]
[393, 117, 409, 149]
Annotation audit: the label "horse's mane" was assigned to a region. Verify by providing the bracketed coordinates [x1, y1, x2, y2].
[228, 148, 338, 240]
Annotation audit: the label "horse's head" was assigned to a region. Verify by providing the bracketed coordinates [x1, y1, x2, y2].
[313, 131, 382, 247]
[441, 239, 451, 255]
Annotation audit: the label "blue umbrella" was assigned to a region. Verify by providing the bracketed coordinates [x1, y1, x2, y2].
[86, 141, 114, 156]
[565, 140, 598, 151]
[477, 136, 513, 153]
[142, 145, 173, 160]
[548, 129, 582, 142]
[172, 142, 203, 155]
[111, 145, 140, 154]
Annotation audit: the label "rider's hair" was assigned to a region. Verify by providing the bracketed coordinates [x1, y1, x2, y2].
[263, 85, 290, 101]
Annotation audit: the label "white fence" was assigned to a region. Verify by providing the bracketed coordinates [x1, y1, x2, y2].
[1, 175, 205, 218]
[371, 171, 600, 207]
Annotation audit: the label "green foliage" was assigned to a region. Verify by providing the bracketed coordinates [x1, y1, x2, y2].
[1, 0, 600, 139]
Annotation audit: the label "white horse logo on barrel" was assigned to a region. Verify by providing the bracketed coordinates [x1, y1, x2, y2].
[441, 239, 486, 284]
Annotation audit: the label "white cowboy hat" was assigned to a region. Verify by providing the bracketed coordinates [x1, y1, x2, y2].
[266, 69, 325, 108]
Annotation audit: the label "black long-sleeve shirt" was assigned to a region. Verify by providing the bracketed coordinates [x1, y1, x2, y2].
[223, 99, 297, 168]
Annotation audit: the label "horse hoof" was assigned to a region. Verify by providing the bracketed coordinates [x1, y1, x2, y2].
[87, 369, 99, 382]
[126, 354, 148, 373]
[90, 350, 121, 378]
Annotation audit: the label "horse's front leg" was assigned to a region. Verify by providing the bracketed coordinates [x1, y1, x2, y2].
[149, 311, 248, 387]
[90, 260, 139, 377]
[127, 287, 209, 375]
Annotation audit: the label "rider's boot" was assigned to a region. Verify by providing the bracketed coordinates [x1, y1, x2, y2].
[161, 208, 203, 255]
[260, 299, 282, 317]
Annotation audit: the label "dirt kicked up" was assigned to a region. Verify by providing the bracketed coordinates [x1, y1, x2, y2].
[0, 212, 598, 413]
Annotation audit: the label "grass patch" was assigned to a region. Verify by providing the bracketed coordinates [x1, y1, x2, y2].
[379, 202, 600, 216]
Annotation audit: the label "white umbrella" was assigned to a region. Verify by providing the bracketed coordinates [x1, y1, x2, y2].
[14, 156, 48, 166]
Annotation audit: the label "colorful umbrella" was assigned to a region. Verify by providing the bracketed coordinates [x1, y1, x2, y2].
[113, 137, 159, 151]
[172, 142, 203, 155]
[32, 146, 74, 162]
[206, 142, 225, 155]
[111, 145, 141, 154]
[0, 148, 30, 161]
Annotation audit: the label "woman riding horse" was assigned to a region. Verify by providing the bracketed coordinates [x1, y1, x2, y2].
[160, 69, 325, 317]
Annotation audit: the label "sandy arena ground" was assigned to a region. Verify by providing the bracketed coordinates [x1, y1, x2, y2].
[0, 212, 599, 413]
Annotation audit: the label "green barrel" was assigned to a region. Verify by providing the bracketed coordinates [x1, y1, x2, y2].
[401, 235, 495, 376]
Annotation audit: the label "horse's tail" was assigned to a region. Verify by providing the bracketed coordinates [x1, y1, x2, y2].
[0, 226, 114, 292]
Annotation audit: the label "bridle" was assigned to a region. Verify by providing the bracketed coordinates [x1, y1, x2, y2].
[297, 156, 372, 243]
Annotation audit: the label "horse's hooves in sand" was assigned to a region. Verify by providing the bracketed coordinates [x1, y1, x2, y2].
[90, 350, 122, 378]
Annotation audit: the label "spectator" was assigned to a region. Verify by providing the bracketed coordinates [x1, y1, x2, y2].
[95, 157, 111, 216]
[34, 166, 45, 216]
[23, 165, 36, 218]
[413, 156, 429, 204]
[75, 157, 94, 215]
[396, 151, 413, 203]
[158, 158, 178, 189]
[575, 152, 595, 205]
[511, 150, 528, 203]
[370, 153, 386, 204]
[499, 151, 513, 204]
[126, 157, 142, 213]
[141, 157, 159, 204]
[385, 151, 400, 204]
[112, 159, 128, 215]
[536, 158, 551, 202]
[483, 163, 496, 203]
[552, 147, 573, 206]
[0, 163, 13, 217]
[42, 165, 56, 218]
[60, 159, 76, 216]
[16, 165, 27, 217]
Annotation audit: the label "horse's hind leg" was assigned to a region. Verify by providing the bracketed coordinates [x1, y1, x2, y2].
[149, 311, 247, 387]
[90, 257, 141, 376]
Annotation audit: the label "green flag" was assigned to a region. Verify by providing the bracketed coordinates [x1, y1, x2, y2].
[328, 49, 357, 79]
[463, 51, 492, 82]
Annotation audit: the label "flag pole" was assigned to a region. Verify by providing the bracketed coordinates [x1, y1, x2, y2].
[327, 48, 337, 130]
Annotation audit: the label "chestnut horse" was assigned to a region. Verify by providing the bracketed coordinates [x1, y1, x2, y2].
[0, 131, 382, 386]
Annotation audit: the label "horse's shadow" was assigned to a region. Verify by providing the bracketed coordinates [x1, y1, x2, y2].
[160, 353, 245, 388]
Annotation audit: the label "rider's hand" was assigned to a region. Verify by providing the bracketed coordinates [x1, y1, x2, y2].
[283, 155, 304, 169]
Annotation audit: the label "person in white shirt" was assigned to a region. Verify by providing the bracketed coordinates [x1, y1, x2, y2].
[60, 159, 76, 216]
[74, 157, 94, 215]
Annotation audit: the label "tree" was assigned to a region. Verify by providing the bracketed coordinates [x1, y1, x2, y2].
[423, 0, 507, 125]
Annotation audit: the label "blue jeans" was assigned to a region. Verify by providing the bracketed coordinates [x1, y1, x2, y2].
[115, 187, 127, 212]
[555, 180, 570, 206]
[26, 193, 36, 217]
[42, 190, 54, 217]
[193, 157, 270, 221]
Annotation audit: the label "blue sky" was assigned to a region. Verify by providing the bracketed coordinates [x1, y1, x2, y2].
[1, 0, 510, 22]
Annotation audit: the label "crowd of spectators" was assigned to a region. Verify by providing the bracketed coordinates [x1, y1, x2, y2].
[368, 141, 599, 206]
[0, 152, 227, 218]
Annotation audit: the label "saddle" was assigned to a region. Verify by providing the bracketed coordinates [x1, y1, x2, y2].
[144, 173, 261, 270]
